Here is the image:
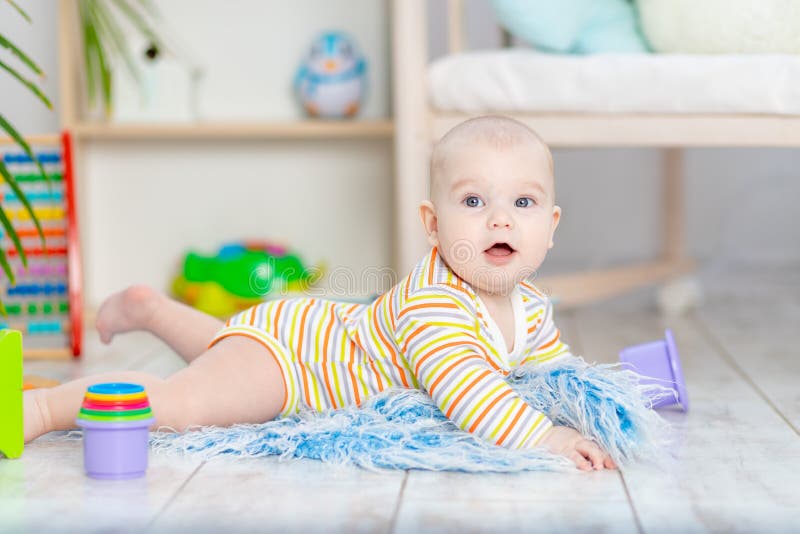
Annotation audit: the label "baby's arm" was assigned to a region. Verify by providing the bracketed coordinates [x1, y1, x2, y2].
[396, 287, 614, 469]
[538, 426, 617, 470]
[396, 287, 552, 449]
[526, 295, 616, 468]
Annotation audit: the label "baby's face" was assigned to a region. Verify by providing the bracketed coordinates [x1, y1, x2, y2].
[422, 141, 561, 295]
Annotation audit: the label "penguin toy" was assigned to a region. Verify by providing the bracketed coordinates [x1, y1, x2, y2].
[295, 31, 367, 119]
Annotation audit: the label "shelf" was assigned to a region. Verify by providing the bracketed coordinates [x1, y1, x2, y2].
[71, 120, 394, 141]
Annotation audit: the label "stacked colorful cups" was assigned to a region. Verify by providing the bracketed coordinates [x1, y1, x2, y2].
[75, 382, 155, 480]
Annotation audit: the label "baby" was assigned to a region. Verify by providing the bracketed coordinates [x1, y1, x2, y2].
[21, 116, 615, 471]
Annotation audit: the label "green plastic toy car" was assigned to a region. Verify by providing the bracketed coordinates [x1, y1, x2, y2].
[172, 241, 323, 317]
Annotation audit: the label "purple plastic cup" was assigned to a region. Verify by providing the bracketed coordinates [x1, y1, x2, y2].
[619, 329, 689, 412]
[75, 418, 155, 480]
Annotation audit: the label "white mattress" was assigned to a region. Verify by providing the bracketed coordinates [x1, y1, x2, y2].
[429, 51, 800, 115]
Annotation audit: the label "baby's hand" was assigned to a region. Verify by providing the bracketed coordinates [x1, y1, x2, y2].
[538, 425, 617, 471]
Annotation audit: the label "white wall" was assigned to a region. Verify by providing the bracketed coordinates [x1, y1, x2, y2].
[81, 139, 392, 304]
[3, 0, 798, 309]
[0, 1, 60, 135]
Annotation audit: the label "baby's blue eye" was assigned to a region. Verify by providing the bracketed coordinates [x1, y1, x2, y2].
[464, 196, 484, 208]
[515, 197, 535, 208]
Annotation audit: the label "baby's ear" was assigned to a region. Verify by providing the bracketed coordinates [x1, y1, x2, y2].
[549, 205, 562, 249]
[419, 200, 439, 247]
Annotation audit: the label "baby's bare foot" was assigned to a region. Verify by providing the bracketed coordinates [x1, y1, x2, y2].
[96, 285, 162, 344]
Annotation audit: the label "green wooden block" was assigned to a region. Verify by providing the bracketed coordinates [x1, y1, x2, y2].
[0, 329, 23, 459]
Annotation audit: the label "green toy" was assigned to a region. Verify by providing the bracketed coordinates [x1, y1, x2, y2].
[172, 242, 323, 317]
[0, 329, 24, 459]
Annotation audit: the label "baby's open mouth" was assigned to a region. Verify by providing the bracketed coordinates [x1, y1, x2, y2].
[484, 242, 515, 257]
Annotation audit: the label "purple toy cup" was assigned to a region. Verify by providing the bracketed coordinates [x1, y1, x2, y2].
[76, 418, 155, 480]
[619, 329, 689, 412]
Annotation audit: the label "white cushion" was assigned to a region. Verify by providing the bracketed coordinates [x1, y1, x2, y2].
[429, 50, 800, 115]
[638, 0, 800, 54]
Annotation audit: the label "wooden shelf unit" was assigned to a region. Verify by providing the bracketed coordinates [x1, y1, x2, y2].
[54, 0, 397, 357]
[58, 0, 392, 142]
[71, 120, 394, 141]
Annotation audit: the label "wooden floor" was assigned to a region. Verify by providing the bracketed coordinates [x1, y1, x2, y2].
[2, 265, 799, 533]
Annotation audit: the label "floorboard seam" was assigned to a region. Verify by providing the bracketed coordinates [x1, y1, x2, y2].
[387, 470, 409, 534]
[618, 470, 645, 534]
[693, 314, 800, 437]
[145, 460, 206, 532]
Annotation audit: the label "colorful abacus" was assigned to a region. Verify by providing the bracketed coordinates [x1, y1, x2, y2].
[0, 132, 82, 358]
[76, 383, 155, 480]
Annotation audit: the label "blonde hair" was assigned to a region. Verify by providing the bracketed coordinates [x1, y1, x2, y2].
[429, 115, 554, 198]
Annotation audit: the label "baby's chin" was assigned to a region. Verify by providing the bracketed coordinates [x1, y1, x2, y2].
[473, 277, 523, 294]
[458, 269, 530, 296]
[438, 249, 538, 292]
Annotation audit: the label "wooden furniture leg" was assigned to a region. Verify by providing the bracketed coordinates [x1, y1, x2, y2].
[536, 148, 694, 308]
[392, 0, 431, 275]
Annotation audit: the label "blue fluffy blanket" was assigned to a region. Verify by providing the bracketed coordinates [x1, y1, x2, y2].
[150, 357, 674, 472]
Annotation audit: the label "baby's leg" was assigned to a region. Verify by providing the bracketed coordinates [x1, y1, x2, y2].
[24, 336, 285, 442]
[96, 285, 223, 363]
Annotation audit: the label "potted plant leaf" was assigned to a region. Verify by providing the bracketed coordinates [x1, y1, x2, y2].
[0, 0, 53, 313]
[78, 0, 167, 118]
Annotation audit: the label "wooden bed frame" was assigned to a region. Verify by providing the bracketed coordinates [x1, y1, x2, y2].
[391, 0, 800, 308]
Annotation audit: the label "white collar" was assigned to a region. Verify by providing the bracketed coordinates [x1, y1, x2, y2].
[474, 286, 526, 367]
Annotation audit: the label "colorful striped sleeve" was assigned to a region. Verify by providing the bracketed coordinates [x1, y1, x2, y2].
[526, 297, 572, 365]
[395, 286, 553, 450]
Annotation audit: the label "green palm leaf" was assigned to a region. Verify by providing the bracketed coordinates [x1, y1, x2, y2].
[0, 113, 51, 259]
[0, 160, 45, 253]
[79, 0, 164, 115]
[90, 2, 141, 84]
[1, 0, 54, 315]
[5, 0, 31, 23]
[0, 205, 26, 270]
[0, 35, 43, 76]
[0, 244, 14, 314]
[79, 1, 99, 107]
[80, 1, 114, 116]
[110, 0, 161, 46]
[0, 114, 50, 188]
[0, 59, 51, 110]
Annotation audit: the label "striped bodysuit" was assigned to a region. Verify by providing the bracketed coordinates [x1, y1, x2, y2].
[210, 247, 572, 450]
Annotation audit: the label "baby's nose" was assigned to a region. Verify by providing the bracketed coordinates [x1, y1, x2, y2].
[488, 212, 513, 229]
